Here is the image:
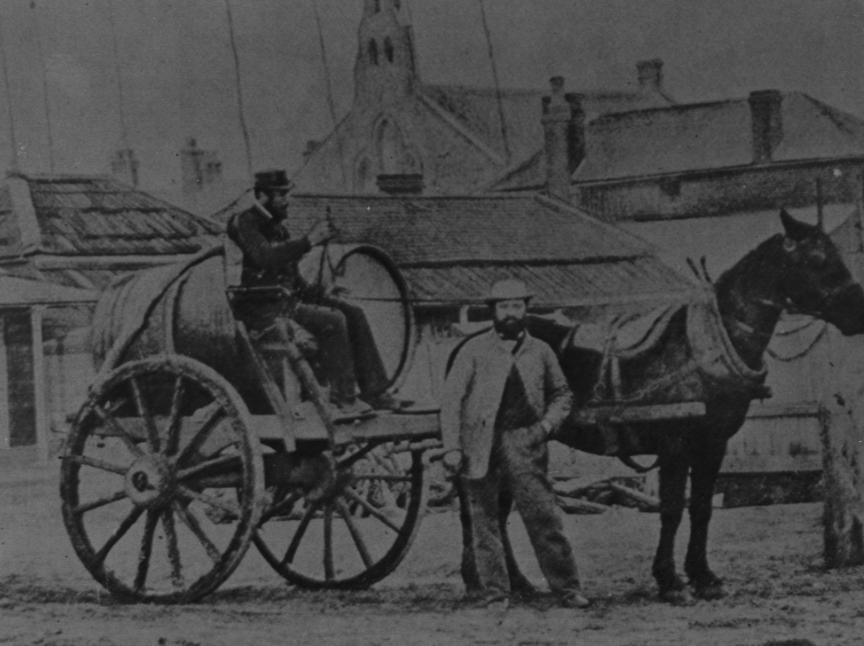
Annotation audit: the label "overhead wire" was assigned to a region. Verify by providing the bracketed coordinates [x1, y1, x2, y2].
[477, 0, 511, 161]
[224, 0, 254, 182]
[0, 4, 20, 172]
[31, 1, 56, 174]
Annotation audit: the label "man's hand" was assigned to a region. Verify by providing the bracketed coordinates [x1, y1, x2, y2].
[441, 449, 464, 478]
[307, 218, 336, 247]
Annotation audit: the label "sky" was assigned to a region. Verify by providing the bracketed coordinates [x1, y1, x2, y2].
[2, 0, 864, 195]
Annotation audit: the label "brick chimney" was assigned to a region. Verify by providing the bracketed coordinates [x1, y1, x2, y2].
[542, 77, 584, 202]
[180, 137, 223, 195]
[748, 90, 783, 163]
[377, 173, 424, 194]
[110, 148, 139, 187]
[636, 58, 664, 92]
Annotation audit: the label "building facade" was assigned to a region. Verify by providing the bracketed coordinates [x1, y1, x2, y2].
[292, 0, 672, 195]
[0, 172, 220, 455]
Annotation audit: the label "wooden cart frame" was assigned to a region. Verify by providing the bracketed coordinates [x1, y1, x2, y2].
[60, 263, 705, 603]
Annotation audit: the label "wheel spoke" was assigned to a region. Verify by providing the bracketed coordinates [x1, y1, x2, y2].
[176, 404, 225, 466]
[352, 474, 412, 482]
[323, 505, 334, 581]
[73, 489, 129, 515]
[65, 454, 128, 476]
[342, 488, 401, 533]
[335, 498, 373, 568]
[134, 509, 159, 592]
[260, 491, 302, 524]
[176, 454, 240, 482]
[92, 405, 143, 457]
[129, 376, 160, 453]
[336, 440, 387, 470]
[162, 509, 184, 589]
[177, 485, 240, 518]
[94, 506, 145, 565]
[173, 501, 221, 563]
[164, 376, 186, 457]
[282, 501, 321, 566]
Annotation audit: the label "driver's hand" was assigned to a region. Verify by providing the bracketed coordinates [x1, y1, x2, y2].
[307, 218, 336, 247]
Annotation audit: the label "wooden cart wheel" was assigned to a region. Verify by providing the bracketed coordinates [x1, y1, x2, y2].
[253, 441, 427, 589]
[61, 355, 264, 603]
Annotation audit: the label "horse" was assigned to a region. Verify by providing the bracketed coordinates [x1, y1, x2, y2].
[453, 209, 864, 603]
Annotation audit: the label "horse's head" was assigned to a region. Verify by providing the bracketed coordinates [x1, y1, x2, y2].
[778, 209, 864, 335]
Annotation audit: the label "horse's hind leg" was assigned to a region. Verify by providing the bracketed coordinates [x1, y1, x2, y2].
[684, 437, 728, 599]
[652, 452, 691, 603]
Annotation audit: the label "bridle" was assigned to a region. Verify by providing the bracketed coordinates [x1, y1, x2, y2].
[724, 278, 858, 341]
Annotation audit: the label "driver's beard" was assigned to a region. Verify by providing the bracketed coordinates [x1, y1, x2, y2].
[493, 316, 526, 340]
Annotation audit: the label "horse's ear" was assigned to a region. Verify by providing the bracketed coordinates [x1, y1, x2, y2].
[780, 208, 816, 241]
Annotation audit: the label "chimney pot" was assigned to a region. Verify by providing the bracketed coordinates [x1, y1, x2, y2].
[541, 77, 583, 203]
[748, 89, 783, 163]
[636, 58, 664, 90]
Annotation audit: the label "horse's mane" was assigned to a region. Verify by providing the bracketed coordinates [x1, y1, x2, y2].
[714, 233, 784, 293]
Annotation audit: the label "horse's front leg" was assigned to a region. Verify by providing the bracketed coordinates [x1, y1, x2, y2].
[652, 450, 691, 603]
[684, 437, 728, 599]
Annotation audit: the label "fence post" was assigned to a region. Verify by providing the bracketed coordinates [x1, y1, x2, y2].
[820, 386, 864, 567]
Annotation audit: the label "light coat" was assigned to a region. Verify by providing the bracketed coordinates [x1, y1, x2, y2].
[440, 328, 573, 479]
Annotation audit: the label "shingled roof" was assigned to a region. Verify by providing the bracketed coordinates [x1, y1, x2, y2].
[491, 91, 864, 192]
[215, 192, 697, 309]
[14, 174, 220, 256]
[0, 173, 221, 289]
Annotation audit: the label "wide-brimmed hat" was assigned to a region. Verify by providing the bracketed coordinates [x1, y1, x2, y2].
[487, 278, 532, 302]
[254, 169, 293, 192]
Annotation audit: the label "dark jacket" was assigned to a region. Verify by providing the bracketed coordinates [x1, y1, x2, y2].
[226, 203, 311, 289]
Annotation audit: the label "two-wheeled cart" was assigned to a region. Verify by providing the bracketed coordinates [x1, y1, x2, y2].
[61, 244, 441, 603]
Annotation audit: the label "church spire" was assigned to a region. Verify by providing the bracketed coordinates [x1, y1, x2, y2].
[354, 0, 418, 105]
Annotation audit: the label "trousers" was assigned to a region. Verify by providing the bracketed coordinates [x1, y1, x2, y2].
[293, 298, 389, 401]
[461, 425, 581, 598]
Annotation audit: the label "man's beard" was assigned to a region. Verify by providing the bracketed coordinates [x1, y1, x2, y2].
[493, 316, 526, 340]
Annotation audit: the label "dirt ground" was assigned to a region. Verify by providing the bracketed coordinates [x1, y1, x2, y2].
[3, 465, 864, 646]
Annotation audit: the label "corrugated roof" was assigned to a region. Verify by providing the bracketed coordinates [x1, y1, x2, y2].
[16, 174, 220, 256]
[576, 92, 864, 182]
[401, 258, 691, 306]
[215, 192, 697, 307]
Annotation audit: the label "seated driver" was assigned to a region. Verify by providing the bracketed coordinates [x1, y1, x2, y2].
[227, 169, 408, 415]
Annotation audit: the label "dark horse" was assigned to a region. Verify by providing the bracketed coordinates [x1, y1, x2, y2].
[454, 210, 864, 603]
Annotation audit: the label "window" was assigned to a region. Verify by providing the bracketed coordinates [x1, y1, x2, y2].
[368, 39, 378, 65]
[384, 37, 394, 63]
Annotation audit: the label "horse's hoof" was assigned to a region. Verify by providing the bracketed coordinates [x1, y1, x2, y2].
[658, 587, 695, 605]
[692, 582, 727, 600]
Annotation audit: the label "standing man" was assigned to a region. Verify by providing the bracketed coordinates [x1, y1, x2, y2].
[440, 278, 588, 610]
[227, 169, 405, 415]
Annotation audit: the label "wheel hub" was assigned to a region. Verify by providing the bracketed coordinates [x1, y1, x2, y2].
[125, 455, 174, 508]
